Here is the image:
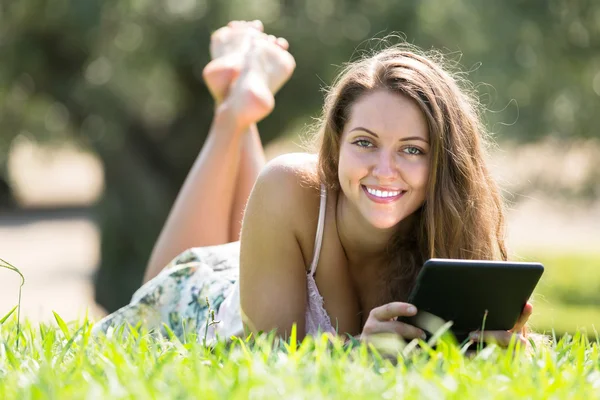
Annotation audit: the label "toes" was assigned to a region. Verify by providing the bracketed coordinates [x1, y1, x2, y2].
[254, 31, 269, 42]
[228, 20, 263, 32]
[276, 37, 289, 50]
[204, 56, 242, 80]
[251, 20, 264, 31]
[211, 26, 227, 39]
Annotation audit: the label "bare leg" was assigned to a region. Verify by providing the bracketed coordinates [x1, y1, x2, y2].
[144, 109, 249, 283]
[208, 23, 293, 242]
[227, 33, 294, 241]
[229, 124, 266, 242]
[199, 28, 293, 243]
[143, 22, 294, 283]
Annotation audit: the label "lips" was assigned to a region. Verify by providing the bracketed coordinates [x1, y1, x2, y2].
[361, 185, 406, 203]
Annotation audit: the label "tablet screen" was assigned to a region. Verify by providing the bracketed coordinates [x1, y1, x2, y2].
[402, 258, 544, 337]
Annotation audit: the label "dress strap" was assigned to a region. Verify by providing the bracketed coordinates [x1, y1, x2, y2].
[309, 184, 327, 277]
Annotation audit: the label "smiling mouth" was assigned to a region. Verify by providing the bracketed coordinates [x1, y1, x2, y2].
[361, 185, 406, 202]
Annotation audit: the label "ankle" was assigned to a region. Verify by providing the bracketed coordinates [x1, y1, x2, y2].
[213, 103, 251, 136]
[218, 71, 275, 127]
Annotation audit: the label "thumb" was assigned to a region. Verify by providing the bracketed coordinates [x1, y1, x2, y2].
[511, 302, 533, 333]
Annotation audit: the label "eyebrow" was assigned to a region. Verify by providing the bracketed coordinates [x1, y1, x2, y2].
[349, 127, 429, 143]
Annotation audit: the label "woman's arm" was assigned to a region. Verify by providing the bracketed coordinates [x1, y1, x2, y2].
[239, 155, 315, 339]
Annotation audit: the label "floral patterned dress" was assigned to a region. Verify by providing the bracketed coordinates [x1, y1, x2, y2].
[92, 241, 244, 344]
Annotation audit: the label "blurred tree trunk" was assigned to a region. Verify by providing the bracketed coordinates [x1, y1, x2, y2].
[0, 176, 15, 211]
[93, 132, 176, 312]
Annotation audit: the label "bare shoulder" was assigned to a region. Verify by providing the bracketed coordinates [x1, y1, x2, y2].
[239, 153, 321, 336]
[251, 152, 321, 226]
[260, 152, 318, 186]
[242, 152, 322, 269]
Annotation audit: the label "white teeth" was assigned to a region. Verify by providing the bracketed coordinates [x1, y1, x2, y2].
[366, 187, 401, 198]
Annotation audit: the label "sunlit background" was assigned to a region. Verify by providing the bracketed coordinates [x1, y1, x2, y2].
[0, 0, 599, 337]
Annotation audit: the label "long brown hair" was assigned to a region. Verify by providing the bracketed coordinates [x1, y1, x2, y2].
[314, 45, 507, 302]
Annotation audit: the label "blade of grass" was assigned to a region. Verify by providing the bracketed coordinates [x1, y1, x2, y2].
[57, 325, 85, 365]
[0, 305, 18, 325]
[427, 320, 454, 348]
[53, 311, 71, 340]
[478, 309, 489, 352]
[2, 342, 20, 369]
[0, 258, 25, 349]
[286, 323, 298, 355]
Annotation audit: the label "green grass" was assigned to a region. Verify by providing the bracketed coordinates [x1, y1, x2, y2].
[3, 254, 600, 398]
[527, 253, 600, 307]
[531, 303, 600, 338]
[1, 317, 600, 399]
[520, 252, 600, 336]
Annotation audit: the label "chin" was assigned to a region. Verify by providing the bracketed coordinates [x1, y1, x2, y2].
[364, 207, 420, 231]
[366, 214, 405, 230]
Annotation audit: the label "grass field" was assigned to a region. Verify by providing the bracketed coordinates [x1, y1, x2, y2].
[1, 317, 600, 399]
[1, 253, 600, 398]
[522, 252, 600, 337]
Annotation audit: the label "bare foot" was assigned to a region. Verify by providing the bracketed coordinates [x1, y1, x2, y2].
[210, 20, 264, 60]
[222, 32, 296, 127]
[219, 51, 275, 129]
[203, 21, 263, 105]
[203, 21, 295, 107]
[247, 33, 295, 95]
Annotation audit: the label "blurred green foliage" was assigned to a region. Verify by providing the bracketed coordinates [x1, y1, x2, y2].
[534, 253, 600, 306]
[525, 252, 600, 336]
[0, 0, 598, 311]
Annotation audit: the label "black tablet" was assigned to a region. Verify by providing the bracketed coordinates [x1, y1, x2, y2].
[399, 258, 544, 341]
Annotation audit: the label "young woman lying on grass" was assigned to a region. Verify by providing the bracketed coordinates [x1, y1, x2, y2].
[93, 20, 533, 347]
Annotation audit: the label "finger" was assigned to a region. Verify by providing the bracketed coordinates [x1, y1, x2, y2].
[370, 302, 417, 321]
[276, 37, 289, 50]
[267, 34, 277, 43]
[511, 302, 533, 333]
[365, 320, 426, 340]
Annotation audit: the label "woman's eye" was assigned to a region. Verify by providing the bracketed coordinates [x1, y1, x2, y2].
[353, 139, 373, 148]
[403, 146, 423, 155]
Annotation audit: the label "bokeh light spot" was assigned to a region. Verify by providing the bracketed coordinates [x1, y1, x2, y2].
[85, 57, 113, 86]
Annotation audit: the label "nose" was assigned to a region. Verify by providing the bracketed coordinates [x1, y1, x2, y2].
[372, 151, 397, 180]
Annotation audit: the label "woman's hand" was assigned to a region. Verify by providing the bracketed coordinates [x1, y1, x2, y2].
[360, 302, 427, 343]
[468, 302, 534, 347]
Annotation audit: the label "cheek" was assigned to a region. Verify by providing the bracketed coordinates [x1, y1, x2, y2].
[338, 146, 366, 182]
[337, 147, 349, 181]
[401, 159, 430, 190]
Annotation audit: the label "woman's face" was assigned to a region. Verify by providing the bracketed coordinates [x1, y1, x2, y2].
[338, 89, 431, 230]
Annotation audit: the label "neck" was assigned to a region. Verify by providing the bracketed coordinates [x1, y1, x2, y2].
[335, 191, 417, 267]
[335, 192, 423, 309]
